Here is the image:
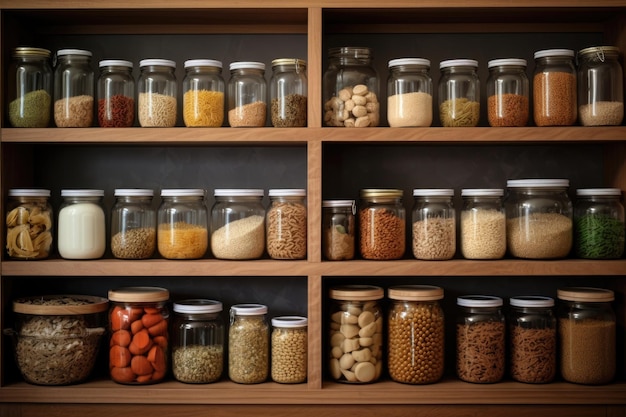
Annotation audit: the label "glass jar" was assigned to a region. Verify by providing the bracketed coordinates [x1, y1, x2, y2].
[7, 47, 52, 128]
[157, 189, 208, 259]
[358, 189, 405, 260]
[505, 179, 573, 259]
[486, 58, 529, 127]
[460, 188, 506, 260]
[557, 287, 616, 385]
[57, 189, 105, 260]
[577, 46, 624, 126]
[270, 58, 307, 127]
[438, 59, 480, 127]
[386, 58, 433, 127]
[322, 199, 356, 261]
[107, 286, 170, 385]
[229, 303, 269, 384]
[182, 59, 225, 127]
[227, 61, 267, 127]
[323, 46, 380, 127]
[138, 58, 177, 127]
[53, 49, 94, 127]
[271, 316, 308, 384]
[97, 59, 135, 127]
[5, 189, 53, 260]
[111, 188, 156, 259]
[266, 188, 307, 260]
[456, 295, 505, 384]
[412, 188, 456, 260]
[172, 299, 224, 384]
[508, 296, 556, 384]
[574, 188, 625, 259]
[210, 188, 265, 260]
[329, 285, 384, 384]
[387, 285, 445, 384]
[533, 49, 577, 126]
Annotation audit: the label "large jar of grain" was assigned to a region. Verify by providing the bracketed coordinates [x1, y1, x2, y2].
[386, 58, 433, 127]
[460, 188, 506, 260]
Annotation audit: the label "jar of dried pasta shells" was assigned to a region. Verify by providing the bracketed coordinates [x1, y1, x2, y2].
[5, 189, 53, 260]
[266, 188, 307, 260]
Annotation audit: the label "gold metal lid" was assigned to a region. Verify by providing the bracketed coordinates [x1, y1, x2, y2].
[388, 285, 443, 301]
[578, 45, 620, 58]
[360, 188, 403, 199]
[13, 47, 51, 59]
[13, 294, 108, 315]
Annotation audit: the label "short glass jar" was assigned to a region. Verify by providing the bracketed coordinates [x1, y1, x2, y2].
[182, 59, 225, 127]
[386, 58, 433, 127]
[229, 303, 269, 384]
[8, 47, 52, 128]
[138, 58, 177, 127]
[486, 58, 529, 127]
[411, 188, 456, 260]
[97, 59, 135, 127]
[271, 316, 308, 384]
[358, 188, 405, 260]
[460, 188, 506, 260]
[157, 189, 208, 259]
[5, 189, 53, 260]
[438, 59, 480, 127]
[270, 58, 307, 127]
[53, 48, 94, 127]
[266, 188, 307, 260]
[322, 199, 356, 261]
[227, 61, 267, 127]
[111, 188, 156, 259]
[533, 49, 577, 126]
[57, 189, 105, 260]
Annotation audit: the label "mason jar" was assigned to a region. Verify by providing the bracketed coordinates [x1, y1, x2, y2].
[266, 188, 307, 260]
[227, 61, 267, 127]
[57, 189, 105, 260]
[111, 188, 156, 259]
[270, 58, 307, 127]
[53, 49, 94, 127]
[138, 58, 177, 127]
[460, 188, 506, 260]
[438, 59, 480, 127]
[386, 58, 433, 127]
[97, 59, 135, 127]
[412, 188, 456, 260]
[157, 189, 208, 259]
[322, 199, 356, 261]
[5, 189, 53, 260]
[533, 49, 577, 126]
[359, 189, 405, 260]
[229, 303, 269, 384]
[486, 58, 529, 127]
[182, 59, 225, 127]
[271, 316, 308, 384]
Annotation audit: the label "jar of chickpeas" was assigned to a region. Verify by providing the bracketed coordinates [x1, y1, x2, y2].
[271, 316, 308, 384]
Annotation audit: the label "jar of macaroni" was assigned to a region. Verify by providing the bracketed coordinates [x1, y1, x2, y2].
[138, 59, 177, 127]
[271, 316, 308, 384]
[486, 58, 529, 127]
[182, 59, 224, 127]
[53, 49, 94, 127]
[111, 188, 156, 259]
[266, 188, 307, 260]
[5, 189, 53, 260]
[533, 49, 577, 126]
[227, 61, 267, 127]
[229, 303, 269, 384]
[412, 188, 456, 260]
[8, 47, 52, 128]
[460, 188, 506, 260]
[322, 199, 356, 261]
[359, 189, 405, 260]
[270, 58, 307, 127]
[386, 58, 433, 127]
[438, 59, 480, 127]
[57, 189, 105, 260]
[157, 189, 208, 259]
[97, 59, 135, 127]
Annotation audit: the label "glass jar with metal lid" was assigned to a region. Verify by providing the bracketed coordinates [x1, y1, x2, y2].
[57, 189, 105, 260]
[386, 58, 433, 127]
[53, 48, 94, 127]
[271, 316, 308, 384]
[111, 188, 156, 260]
[322, 199, 356, 261]
[460, 188, 506, 260]
[359, 188, 405, 260]
[138, 58, 177, 127]
[266, 188, 307, 260]
[412, 188, 456, 260]
[438, 59, 480, 127]
[97, 59, 135, 127]
[227, 61, 267, 127]
[270, 58, 307, 127]
[329, 285, 384, 384]
[5, 189, 53, 260]
[229, 303, 269, 384]
[533, 48, 577, 126]
[486, 58, 529, 127]
[182, 59, 224, 127]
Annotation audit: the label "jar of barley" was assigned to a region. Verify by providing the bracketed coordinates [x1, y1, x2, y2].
[266, 189, 307, 260]
[412, 188, 455, 260]
[359, 189, 405, 260]
[271, 316, 307, 384]
[229, 303, 269, 384]
[460, 188, 506, 260]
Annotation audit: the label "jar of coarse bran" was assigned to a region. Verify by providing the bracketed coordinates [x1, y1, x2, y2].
[8, 47, 52, 128]
[412, 188, 456, 260]
[266, 188, 307, 260]
[359, 189, 405, 260]
[322, 199, 356, 261]
[57, 189, 106, 260]
[271, 316, 308, 384]
[97, 59, 135, 127]
[486, 58, 529, 127]
[533, 49, 577, 126]
[138, 58, 177, 127]
[157, 189, 208, 259]
[228, 61, 267, 127]
[460, 188, 506, 260]
[229, 303, 269, 384]
[111, 189, 156, 259]
[386, 58, 433, 127]
[53, 49, 94, 127]
[270, 58, 307, 127]
[5, 189, 53, 260]
[438, 59, 480, 127]
[182, 59, 225, 127]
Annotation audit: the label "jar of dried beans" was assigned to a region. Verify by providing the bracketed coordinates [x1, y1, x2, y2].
[329, 285, 384, 384]
[138, 59, 177, 127]
[322, 199, 356, 261]
[438, 59, 480, 127]
[533, 49, 577, 126]
[229, 303, 269, 384]
[111, 188, 156, 259]
[53, 49, 94, 127]
[6, 189, 53, 260]
[460, 188, 506, 260]
[182, 59, 225, 127]
[271, 316, 308, 384]
[270, 58, 307, 127]
[412, 188, 456, 260]
[8, 47, 52, 128]
[157, 189, 208, 259]
[97, 59, 135, 127]
[359, 189, 405, 260]
[227, 61, 267, 127]
[486, 58, 529, 127]
[266, 188, 307, 260]
[386, 58, 433, 127]
[57, 189, 105, 260]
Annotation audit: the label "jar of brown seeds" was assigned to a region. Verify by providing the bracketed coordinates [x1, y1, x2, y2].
[359, 189, 405, 260]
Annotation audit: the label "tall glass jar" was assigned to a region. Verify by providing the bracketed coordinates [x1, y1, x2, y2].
[53, 49, 94, 127]
[460, 188, 506, 260]
[182, 59, 225, 127]
[323, 46, 380, 127]
[271, 316, 308, 384]
[229, 303, 269, 384]
[270, 58, 307, 127]
[322, 199, 356, 261]
[438, 59, 480, 127]
[266, 188, 307, 260]
[8, 47, 52, 128]
[359, 188, 405, 260]
[57, 189, 105, 260]
[157, 189, 208, 259]
[412, 188, 456, 260]
[386, 58, 433, 127]
[111, 188, 156, 259]
[5, 189, 53, 260]
[97, 59, 135, 127]
[227, 61, 267, 127]
[486, 58, 529, 127]
[533, 49, 577, 126]
[138, 59, 177, 127]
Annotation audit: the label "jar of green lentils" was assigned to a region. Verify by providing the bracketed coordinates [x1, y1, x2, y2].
[271, 316, 307, 384]
[8, 47, 52, 128]
[228, 303, 269, 384]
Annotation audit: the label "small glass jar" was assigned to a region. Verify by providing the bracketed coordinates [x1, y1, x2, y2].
[386, 58, 433, 127]
[210, 188, 265, 260]
[508, 296, 556, 384]
[322, 199, 356, 261]
[97, 59, 135, 127]
[438, 59, 480, 127]
[329, 285, 384, 384]
[227, 61, 267, 127]
[138, 58, 177, 127]
[557, 287, 616, 385]
[157, 189, 208, 259]
[182, 59, 225, 127]
[57, 189, 105, 260]
[5, 189, 53, 260]
[533, 49, 577, 126]
[271, 316, 308, 384]
[229, 303, 269, 384]
[505, 179, 573, 259]
[172, 299, 224, 384]
[577, 46, 624, 126]
[53, 49, 94, 127]
[323, 46, 380, 127]
[270, 58, 307, 127]
[460, 188, 506, 260]
[574, 188, 625, 259]
[486, 58, 529, 127]
[111, 188, 156, 259]
[107, 286, 170, 385]
[359, 189, 405, 260]
[7, 47, 52, 128]
[412, 188, 456, 260]
[456, 295, 505, 384]
[266, 188, 307, 260]
[387, 285, 445, 385]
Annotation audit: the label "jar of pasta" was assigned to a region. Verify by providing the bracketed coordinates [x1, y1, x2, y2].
[271, 316, 308, 384]
[460, 188, 506, 260]
[486, 58, 529, 126]
[97, 59, 135, 127]
[53, 49, 94, 127]
[533, 49, 577, 126]
[438, 59, 480, 127]
[138, 59, 177, 127]
[111, 189, 156, 259]
[8, 47, 52, 128]
[5, 189, 53, 260]
[57, 189, 105, 260]
[270, 58, 307, 127]
[227, 62, 267, 127]
[229, 303, 269, 384]
[412, 188, 456, 260]
[322, 199, 356, 261]
[386, 58, 433, 127]
[157, 189, 208, 259]
[359, 189, 405, 260]
[266, 188, 307, 260]
[182, 59, 224, 127]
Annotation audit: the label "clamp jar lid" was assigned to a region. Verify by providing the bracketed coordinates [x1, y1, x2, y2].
[108, 286, 170, 303]
[329, 285, 384, 301]
[388, 285, 443, 301]
[271, 58, 306, 69]
[557, 287, 614, 302]
[457, 295, 503, 307]
[323, 199, 356, 211]
[173, 299, 222, 314]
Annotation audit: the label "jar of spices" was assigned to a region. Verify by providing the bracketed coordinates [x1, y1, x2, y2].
[5, 189, 53, 260]
[456, 295, 506, 384]
[270, 58, 307, 127]
[486, 58, 529, 127]
[387, 285, 445, 385]
[557, 287, 616, 385]
[266, 188, 307, 260]
[137, 59, 177, 127]
[508, 296, 556, 384]
[271, 316, 308, 384]
[111, 188, 156, 259]
[229, 303, 269, 384]
[533, 49, 577, 126]
[7, 47, 52, 128]
[322, 199, 356, 261]
[574, 188, 625, 259]
[97, 59, 135, 127]
[227, 61, 267, 127]
[505, 179, 573, 259]
[412, 188, 456, 260]
[182, 59, 225, 127]
[53, 49, 94, 127]
[386, 58, 433, 127]
[438, 59, 480, 127]
[329, 285, 384, 384]
[359, 189, 405, 260]
[108, 286, 170, 385]
[57, 189, 105, 260]
[323, 46, 380, 127]
[210, 189, 265, 260]
[460, 188, 506, 260]
[172, 299, 224, 384]
[157, 189, 208, 259]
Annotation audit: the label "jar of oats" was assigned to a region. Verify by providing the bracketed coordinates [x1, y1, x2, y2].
[412, 188, 456, 260]
[157, 189, 208, 259]
[229, 303, 269, 384]
[359, 189, 405, 260]
[271, 316, 308, 384]
[6, 189, 53, 260]
[111, 189, 156, 259]
[53, 49, 94, 127]
[322, 199, 356, 261]
[138, 59, 177, 127]
[266, 188, 307, 260]
[460, 188, 506, 260]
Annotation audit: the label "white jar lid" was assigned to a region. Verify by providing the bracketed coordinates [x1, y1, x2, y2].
[230, 303, 268, 315]
[576, 187, 622, 197]
[272, 315, 308, 328]
[114, 188, 154, 197]
[534, 48, 575, 59]
[507, 179, 569, 188]
[161, 188, 205, 197]
[388, 57, 430, 68]
[457, 295, 503, 307]
[8, 189, 51, 197]
[57, 48, 92, 57]
[488, 58, 527, 68]
[61, 189, 104, 197]
[173, 299, 222, 314]
[510, 295, 554, 308]
[99, 59, 133, 68]
[461, 188, 504, 197]
[268, 188, 306, 197]
[440, 59, 478, 69]
[184, 59, 223, 69]
[214, 188, 264, 197]
[140, 58, 176, 68]
[229, 61, 265, 71]
[413, 188, 454, 197]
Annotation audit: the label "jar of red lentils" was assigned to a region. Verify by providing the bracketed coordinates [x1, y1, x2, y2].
[359, 189, 405, 260]
[97, 59, 135, 127]
[533, 49, 577, 126]
[182, 59, 224, 127]
[486, 58, 529, 126]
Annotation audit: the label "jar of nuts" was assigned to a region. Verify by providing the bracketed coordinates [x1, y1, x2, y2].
[229, 303, 269, 384]
[359, 189, 406, 260]
[271, 316, 308, 384]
